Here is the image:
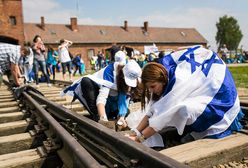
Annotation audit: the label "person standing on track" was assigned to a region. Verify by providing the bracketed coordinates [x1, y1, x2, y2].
[58, 39, 73, 81]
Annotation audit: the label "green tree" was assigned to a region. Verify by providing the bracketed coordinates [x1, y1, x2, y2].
[215, 15, 243, 51]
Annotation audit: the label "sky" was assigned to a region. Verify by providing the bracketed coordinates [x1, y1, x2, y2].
[22, 0, 248, 51]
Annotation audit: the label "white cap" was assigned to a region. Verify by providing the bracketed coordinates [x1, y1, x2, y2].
[115, 51, 126, 65]
[123, 60, 142, 87]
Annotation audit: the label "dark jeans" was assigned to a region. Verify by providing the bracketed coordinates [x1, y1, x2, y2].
[73, 65, 82, 76]
[47, 63, 56, 80]
[97, 59, 103, 70]
[80, 77, 100, 121]
[61, 61, 72, 74]
[34, 59, 50, 85]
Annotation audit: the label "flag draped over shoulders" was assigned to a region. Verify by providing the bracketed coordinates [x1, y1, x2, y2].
[87, 63, 117, 90]
[60, 62, 119, 98]
[148, 46, 242, 139]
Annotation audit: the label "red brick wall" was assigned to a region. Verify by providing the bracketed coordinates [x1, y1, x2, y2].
[0, 0, 25, 45]
[128, 43, 207, 53]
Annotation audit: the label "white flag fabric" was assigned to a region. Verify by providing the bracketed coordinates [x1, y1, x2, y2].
[147, 46, 242, 139]
[61, 62, 119, 97]
[60, 62, 119, 116]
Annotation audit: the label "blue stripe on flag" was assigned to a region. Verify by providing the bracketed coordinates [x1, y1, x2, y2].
[201, 52, 223, 77]
[103, 63, 114, 83]
[188, 67, 238, 132]
[159, 46, 201, 96]
[181, 45, 201, 57]
[178, 46, 201, 74]
[63, 82, 80, 94]
[159, 54, 177, 96]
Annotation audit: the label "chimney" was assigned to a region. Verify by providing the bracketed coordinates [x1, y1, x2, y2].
[144, 21, 148, 32]
[40, 16, 45, 30]
[70, 17, 78, 31]
[124, 20, 128, 31]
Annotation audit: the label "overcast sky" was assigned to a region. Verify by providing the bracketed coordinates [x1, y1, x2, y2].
[22, 0, 248, 51]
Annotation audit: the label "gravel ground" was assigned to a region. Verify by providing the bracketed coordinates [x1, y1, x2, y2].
[213, 88, 248, 168]
[213, 157, 248, 168]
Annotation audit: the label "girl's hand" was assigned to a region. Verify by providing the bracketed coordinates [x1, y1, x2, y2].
[117, 117, 127, 128]
[124, 133, 137, 141]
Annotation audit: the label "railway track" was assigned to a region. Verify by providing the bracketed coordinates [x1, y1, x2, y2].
[0, 81, 186, 168]
[0, 80, 247, 168]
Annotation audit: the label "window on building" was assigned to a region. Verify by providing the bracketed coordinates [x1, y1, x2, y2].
[180, 31, 186, 37]
[9, 16, 17, 26]
[50, 30, 57, 35]
[99, 30, 106, 35]
[87, 49, 95, 59]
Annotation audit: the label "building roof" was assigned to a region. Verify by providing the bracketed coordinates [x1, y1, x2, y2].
[24, 23, 208, 44]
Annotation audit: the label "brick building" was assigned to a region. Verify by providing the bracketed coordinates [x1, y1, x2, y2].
[0, 0, 208, 69]
[0, 0, 25, 45]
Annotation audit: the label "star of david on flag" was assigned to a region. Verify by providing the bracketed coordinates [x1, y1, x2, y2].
[178, 45, 223, 76]
[148, 46, 242, 140]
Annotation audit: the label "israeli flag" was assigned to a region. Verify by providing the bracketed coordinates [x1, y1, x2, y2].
[147, 46, 242, 139]
[60, 62, 118, 97]
[60, 78, 82, 97]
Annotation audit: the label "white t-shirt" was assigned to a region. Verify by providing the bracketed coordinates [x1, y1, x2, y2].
[58, 46, 71, 63]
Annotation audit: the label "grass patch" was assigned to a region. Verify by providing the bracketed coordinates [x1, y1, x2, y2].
[229, 66, 248, 88]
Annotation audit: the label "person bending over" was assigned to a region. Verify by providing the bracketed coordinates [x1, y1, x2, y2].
[127, 46, 243, 148]
[62, 59, 141, 127]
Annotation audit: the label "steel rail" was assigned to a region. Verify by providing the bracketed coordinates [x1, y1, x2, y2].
[27, 90, 188, 168]
[51, 79, 72, 86]
[22, 92, 102, 168]
[241, 101, 248, 114]
[2, 79, 12, 88]
[241, 101, 248, 107]
[60, 122, 131, 168]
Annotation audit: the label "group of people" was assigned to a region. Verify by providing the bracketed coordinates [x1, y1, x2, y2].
[90, 46, 162, 72]
[0, 40, 244, 149]
[62, 45, 244, 149]
[3, 35, 86, 88]
[90, 51, 109, 71]
[0, 36, 87, 88]
[219, 44, 248, 64]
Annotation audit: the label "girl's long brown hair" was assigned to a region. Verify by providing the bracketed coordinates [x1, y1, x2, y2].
[141, 62, 168, 110]
[116, 64, 129, 94]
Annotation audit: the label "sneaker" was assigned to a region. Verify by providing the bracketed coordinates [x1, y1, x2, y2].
[47, 83, 52, 87]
